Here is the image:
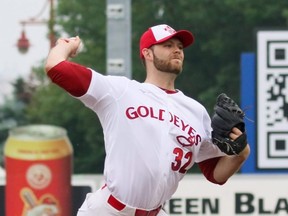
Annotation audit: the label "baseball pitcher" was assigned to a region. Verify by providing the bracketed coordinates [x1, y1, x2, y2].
[45, 24, 250, 216]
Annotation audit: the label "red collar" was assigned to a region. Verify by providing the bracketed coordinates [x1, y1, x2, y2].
[159, 87, 178, 94]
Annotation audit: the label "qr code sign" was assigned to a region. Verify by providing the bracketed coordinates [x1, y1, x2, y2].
[266, 74, 288, 127]
[257, 31, 288, 169]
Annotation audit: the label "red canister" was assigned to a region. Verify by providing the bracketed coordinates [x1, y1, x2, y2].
[4, 125, 73, 216]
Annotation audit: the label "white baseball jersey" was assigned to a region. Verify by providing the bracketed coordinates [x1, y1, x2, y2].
[77, 69, 225, 209]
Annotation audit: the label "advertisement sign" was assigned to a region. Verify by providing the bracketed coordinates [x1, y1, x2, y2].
[4, 125, 73, 216]
[1, 174, 287, 215]
[165, 174, 288, 216]
[256, 30, 288, 170]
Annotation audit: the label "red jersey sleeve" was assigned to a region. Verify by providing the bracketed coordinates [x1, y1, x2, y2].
[197, 157, 226, 185]
[47, 61, 92, 97]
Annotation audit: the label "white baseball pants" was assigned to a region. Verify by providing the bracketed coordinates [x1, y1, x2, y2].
[76, 185, 168, 216]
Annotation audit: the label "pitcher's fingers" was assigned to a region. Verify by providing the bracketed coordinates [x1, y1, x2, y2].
[229, 127, 242, 140]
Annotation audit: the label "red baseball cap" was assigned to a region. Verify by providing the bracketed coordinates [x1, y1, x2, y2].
[139, 24, 194, 58]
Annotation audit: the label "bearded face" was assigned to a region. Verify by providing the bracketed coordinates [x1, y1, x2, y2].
[151, 47, 184, 75]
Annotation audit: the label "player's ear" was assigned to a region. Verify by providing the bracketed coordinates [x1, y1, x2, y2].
[142, 48, 153, 60]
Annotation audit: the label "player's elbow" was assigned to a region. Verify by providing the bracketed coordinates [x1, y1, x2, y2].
[45, 50, 67, 73]
[44, 56, 56, 73]
[45, 58, 64, 74]
[45, 61, 52, 73]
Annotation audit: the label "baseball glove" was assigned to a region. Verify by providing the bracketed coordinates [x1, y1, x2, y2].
[211, 93, 247, 155]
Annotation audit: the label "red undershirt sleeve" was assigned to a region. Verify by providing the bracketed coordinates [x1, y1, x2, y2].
[47, 61, 92, 97]
[197, 157, 226, 185]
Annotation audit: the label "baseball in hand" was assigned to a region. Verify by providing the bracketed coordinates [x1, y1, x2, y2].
[69, 37, 84, 56]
